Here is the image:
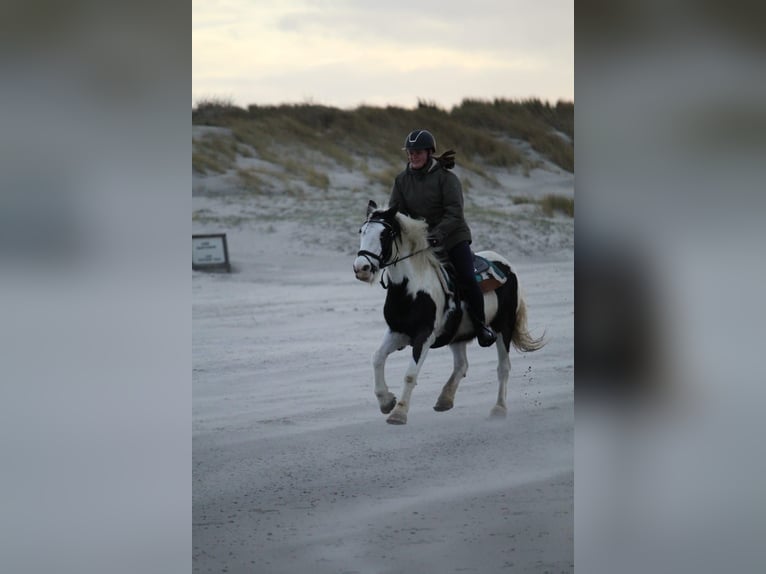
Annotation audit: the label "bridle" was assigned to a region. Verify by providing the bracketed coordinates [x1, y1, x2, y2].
[357, 218, 432, 284]
[356, 218, 397, 273]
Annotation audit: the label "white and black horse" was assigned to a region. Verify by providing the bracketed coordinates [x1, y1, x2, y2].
[353, 200, 545, 425]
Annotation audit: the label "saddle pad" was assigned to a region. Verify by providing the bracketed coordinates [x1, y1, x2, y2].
[473, 255, 508, 293]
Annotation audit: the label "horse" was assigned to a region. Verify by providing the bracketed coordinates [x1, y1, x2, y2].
[353, 200, 546, 425]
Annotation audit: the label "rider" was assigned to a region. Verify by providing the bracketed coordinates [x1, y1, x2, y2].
[389, 129, 497, 347]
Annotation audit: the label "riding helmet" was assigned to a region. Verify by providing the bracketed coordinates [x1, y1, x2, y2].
[403, 129, 436, 152]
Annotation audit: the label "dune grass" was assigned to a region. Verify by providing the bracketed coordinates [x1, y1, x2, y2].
[467, 194, 573, 219]
[192, 133, 240, 174]
[192, 97, 574, 193]
[192, 99, 574, 177]
[540, 194, 575, 217]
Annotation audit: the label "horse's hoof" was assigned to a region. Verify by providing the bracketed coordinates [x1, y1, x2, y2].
[386, 411, 407, 425]
[489, 405, 507, 419]
[380, 395, 396, 415]
[433, 399, 453, 412]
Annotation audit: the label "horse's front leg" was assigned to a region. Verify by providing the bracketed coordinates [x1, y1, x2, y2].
[387, 331, 435, 425]
[372, 330, 408, 414]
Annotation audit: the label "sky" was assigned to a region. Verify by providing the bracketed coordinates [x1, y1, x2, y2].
[192, 0, 573, 110]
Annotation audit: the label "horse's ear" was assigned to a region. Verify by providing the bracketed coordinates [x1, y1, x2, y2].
[382, 205, 398, 221]
[367, 200, 377, 217]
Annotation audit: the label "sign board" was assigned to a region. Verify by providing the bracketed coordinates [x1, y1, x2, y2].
[193, 233, 231, 272]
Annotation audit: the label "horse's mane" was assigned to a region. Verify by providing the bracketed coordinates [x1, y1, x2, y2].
[393, 212, 444, 271]
[394, 212, 428, 246]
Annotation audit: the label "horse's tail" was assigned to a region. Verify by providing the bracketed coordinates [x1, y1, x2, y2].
[511, 288, 547, 353]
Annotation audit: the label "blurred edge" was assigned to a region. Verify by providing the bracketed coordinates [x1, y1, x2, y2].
[576, 1, 766, 573]
[3, 0, 766, 572]
[0, 2, 189, 574]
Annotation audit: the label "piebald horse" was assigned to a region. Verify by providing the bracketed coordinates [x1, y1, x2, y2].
[353, 200, 545, 424]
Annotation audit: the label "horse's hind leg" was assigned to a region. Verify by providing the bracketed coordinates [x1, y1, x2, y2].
[434, 342, 468, 412]
[373, 330, 407, 414]
[490, 332, 512, 418]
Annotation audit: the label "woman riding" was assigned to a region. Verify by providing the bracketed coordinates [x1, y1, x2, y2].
[389, 129, 497, 347]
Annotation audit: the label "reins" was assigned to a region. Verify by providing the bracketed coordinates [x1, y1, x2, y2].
[380, 246, 432, 270]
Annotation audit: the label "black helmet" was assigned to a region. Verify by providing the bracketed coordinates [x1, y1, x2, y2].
[403, 129, 436, 152]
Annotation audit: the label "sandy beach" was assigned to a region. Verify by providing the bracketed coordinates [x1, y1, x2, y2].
[193, 135, 573, 573]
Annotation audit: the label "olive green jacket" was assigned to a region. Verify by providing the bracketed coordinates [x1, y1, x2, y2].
[388, 158, 472, 252]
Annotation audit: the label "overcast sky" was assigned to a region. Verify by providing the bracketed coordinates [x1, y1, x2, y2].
[193, 0, 572, 109]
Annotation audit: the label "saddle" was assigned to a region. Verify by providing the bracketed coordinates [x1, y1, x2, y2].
[441, 254, 507, 295]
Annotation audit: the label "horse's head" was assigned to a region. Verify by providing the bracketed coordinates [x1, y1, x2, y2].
[353, 200, 399, 283]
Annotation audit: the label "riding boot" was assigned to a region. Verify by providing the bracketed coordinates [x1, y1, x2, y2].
[468, 310, 497, 347]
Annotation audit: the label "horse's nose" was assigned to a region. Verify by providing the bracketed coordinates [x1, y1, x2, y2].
[353, 261, 370, 273]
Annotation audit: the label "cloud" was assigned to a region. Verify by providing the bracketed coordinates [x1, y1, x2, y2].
[193, 0, 573, 107]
